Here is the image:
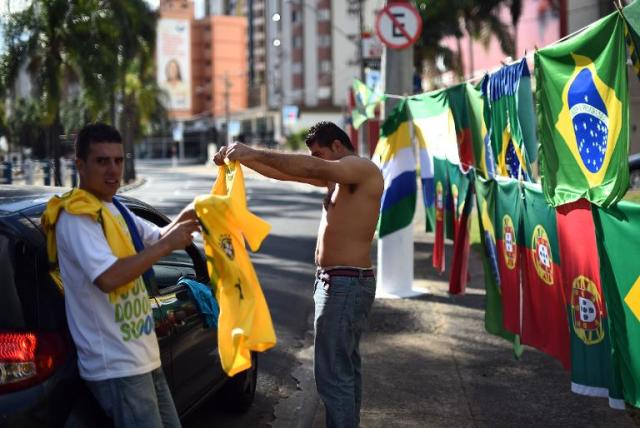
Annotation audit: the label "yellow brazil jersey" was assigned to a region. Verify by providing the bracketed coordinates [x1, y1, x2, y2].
[194, 162, 276, 376]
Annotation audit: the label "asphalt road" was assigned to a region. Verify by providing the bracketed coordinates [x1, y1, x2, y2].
[127, 161, 324, 427]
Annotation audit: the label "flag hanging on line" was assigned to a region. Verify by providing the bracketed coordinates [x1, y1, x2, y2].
[495, 177, 524, 336]
[475, 177, 522, 357]
[557, 199, 624, 409]
[482, 58, 536, 181]
[448, 167, 475, 295]
[593, 200, 640, 408]
[372, 99, 416, 238]
[521, 182, 570, 369]
[352, 79, 385, 130]
[535, 11, 629, 208]
[408, 91, 459, 233]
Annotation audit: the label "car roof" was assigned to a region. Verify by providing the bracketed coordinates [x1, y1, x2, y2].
[0, 185, 148, 215]
[0, 185, 69, 214]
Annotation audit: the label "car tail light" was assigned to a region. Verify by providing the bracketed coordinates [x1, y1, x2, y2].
[0, 332, 69, 394]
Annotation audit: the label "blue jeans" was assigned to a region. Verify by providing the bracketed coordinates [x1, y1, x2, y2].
[86, 367, 181, 428]
[313, 273, 376, 428]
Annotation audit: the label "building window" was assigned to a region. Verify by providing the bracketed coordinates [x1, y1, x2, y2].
[318, 35, 331, 47]
[292, 62, 303, 73]
[293, 36, 303, 49]
[320, 60, 332, 73]
[317, 9, 330, 21]
[291, 10, 300, 23]
[318, 86, 331, 99]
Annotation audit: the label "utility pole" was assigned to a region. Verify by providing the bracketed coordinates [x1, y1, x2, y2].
[224, 72, 231, 145]
[377, 0, 418, 298]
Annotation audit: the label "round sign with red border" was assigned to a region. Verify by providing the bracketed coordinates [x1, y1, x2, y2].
[375, 3, 423, 50]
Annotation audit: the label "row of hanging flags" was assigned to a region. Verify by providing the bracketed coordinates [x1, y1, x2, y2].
[367, 3, 640, 410]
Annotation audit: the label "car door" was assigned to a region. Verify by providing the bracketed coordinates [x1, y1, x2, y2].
[129, 206, 224, 414]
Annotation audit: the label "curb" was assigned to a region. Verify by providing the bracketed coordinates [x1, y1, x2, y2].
[118, 176, 147, 193]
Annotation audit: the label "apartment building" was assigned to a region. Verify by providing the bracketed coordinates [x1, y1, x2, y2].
[154, 0, 247, 158]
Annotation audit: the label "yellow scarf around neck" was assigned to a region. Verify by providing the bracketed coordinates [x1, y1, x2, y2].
[41, 188, 138, 298]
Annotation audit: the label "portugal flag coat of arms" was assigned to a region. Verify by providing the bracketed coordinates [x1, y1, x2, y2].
[495, 177, 524, 336]
[521, 183, 570, 369]
[557, 199, 624, 409]
[535, 12, 629, 207]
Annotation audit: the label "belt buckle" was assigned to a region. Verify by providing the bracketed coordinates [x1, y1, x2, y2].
[318, 270, 331, 290]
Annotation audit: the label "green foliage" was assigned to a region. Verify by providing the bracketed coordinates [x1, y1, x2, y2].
[286, 128, 309, 152]
[414, 0, 523, 81]
[0, 0, 162, 163]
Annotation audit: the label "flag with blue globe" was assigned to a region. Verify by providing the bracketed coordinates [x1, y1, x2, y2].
[535, 11, 629, 208]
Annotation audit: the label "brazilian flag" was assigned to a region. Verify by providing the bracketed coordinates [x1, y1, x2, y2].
[535, 12, 629, 208]
[482, 58, 536, 181]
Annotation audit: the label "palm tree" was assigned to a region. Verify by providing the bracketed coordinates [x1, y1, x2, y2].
[106, 0, 157, 182]
[1, 0, 76, 185]
[415, 0, 522, 82]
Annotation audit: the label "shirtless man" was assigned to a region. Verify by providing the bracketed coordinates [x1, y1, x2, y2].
[214, 121, 383, 428]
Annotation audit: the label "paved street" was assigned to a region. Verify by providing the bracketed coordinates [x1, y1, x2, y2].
[127, 161, 324, 426]
[126, 161, 638, 428]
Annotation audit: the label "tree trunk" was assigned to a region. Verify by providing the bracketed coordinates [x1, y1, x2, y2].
[48, 119, 62, 186]
[456, 37, 464, 81]
[119, 86, 136, 183]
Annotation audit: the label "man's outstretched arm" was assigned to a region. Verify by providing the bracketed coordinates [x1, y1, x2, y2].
[214, 146, 327, 187]
[222, 143, 373, 185]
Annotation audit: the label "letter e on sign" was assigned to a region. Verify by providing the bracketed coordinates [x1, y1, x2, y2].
[375, 3, 423, 50]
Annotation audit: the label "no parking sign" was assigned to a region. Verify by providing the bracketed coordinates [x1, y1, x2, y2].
[375, 3, 423, 50]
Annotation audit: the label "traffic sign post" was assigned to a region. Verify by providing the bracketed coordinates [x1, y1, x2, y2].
[375, 3, 423, 50]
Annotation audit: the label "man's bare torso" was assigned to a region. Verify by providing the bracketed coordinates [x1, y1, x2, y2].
[315, 169, 383, 268]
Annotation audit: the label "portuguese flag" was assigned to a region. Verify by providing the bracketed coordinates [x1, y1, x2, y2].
[535, 12, 629, 207]
[593, 200, 640, 407]
[495, 177, 524, 335]
[432, 157, 448, 273]
[475, 178, 506, 335]
[521, 182, 570, 369]
[557, 199, 624, 409]
[449, 167, 475, 295]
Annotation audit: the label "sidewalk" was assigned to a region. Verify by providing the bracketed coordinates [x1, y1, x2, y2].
[312, 208, 636, 427]
[154, 161, 637, 426]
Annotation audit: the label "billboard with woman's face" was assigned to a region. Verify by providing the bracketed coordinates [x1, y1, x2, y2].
[157, 18, 191, 111]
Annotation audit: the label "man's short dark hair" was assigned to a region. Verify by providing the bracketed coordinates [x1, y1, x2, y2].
[75, 123, 122, 160]
[305, 121, 354, 152]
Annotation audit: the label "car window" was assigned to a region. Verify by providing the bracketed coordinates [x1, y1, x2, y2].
[132, 210, 207, 293]
[0, 233, 35, 328]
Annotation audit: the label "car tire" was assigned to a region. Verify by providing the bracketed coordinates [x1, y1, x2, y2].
[218, 352, 258, 412]
[631, 169, 640, 190]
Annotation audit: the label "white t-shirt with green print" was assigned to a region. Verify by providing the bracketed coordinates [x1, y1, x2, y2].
[56, 201, 161, 381]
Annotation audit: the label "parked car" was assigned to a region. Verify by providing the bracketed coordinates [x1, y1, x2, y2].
[630, 153, 640, 190]
[0, 185, 257, 426]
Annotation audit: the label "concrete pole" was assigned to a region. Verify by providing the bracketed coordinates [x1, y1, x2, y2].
[376, 0, 421, 298]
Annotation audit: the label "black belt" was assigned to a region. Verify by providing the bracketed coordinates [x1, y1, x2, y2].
[316, 267, 375, 280]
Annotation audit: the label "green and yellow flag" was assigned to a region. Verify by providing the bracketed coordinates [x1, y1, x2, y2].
[352, 79, 385, 130]
[535, 12, 629, 207]
[593, 201, 640, 407]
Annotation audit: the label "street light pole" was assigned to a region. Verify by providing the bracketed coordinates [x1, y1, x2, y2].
[224, 71, 231, 145]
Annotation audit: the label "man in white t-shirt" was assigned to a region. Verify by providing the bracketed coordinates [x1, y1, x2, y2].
[56, 123, 199, 427]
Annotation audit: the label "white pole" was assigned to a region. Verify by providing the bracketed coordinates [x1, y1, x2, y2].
[376, 0, 422, 298]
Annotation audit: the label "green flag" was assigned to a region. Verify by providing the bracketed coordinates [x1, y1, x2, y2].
[474, 177, 522, 357]
[593, 201, 640, 407]
[623, 0, 640, 80]
[482, 58, 534, 181]
[352, 79, 384, 130]
[535, 12, 629, 207]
